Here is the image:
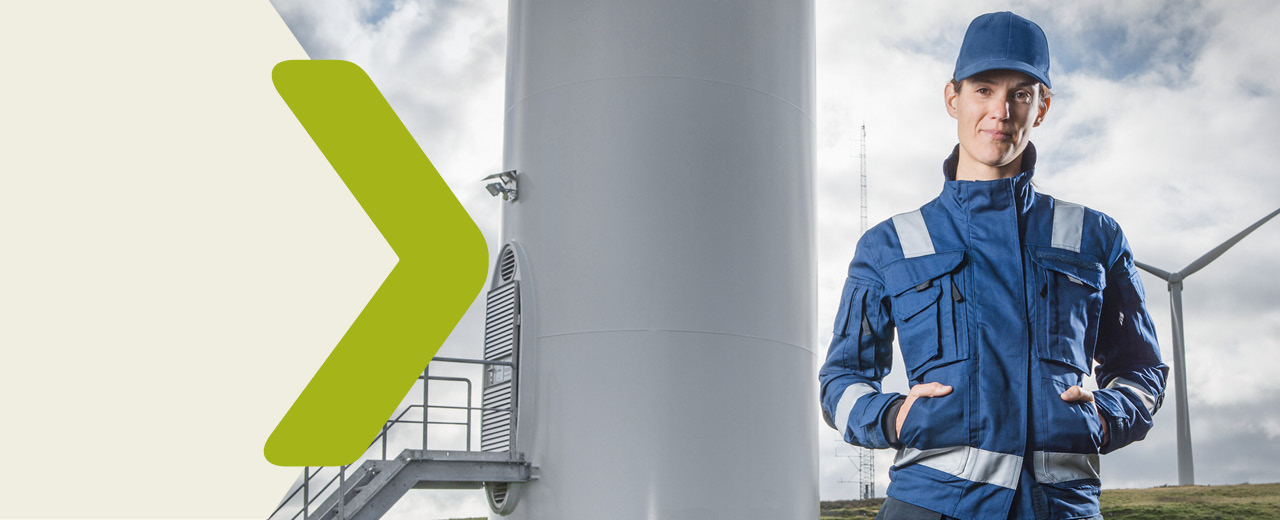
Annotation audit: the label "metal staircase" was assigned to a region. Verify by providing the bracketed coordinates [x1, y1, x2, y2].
[267, 358, 531, 520]
[298, 450, 531, 520]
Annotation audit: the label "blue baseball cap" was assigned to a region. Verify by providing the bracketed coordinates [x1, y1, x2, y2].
[953, 11, 1051, 88]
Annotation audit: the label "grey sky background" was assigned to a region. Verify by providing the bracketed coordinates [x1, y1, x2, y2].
[268, 1, 1280, 518]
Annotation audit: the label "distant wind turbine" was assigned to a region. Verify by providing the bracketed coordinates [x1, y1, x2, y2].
[1134, 207, 1280, 486]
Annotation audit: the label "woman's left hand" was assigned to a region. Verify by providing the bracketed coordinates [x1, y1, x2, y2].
[1061, 385, 1110, 447]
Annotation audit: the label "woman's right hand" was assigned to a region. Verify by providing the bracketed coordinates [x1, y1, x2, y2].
[897, 382, 954, 439]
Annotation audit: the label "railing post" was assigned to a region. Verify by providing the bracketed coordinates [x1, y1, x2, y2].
[430, 366, 435, 450]
[302, 466, 310, 520]
[338, 465, 346, 520]
[465, 379, 473, 451]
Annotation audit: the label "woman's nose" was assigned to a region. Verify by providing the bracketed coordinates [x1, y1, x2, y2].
[991, 99, 1010, 121]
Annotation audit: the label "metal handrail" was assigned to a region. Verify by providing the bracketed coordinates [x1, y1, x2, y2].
[432, 356, 513, 366]
[267, 357, 516, 520]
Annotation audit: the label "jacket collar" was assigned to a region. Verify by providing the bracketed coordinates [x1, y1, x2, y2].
[940, 142, 1038, 216]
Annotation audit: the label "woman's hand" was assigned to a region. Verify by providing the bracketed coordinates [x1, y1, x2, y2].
[1060, 385, 1110, 447]
[896, 382, 954, 439]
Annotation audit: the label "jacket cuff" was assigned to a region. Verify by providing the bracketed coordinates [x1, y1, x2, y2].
[881, 396, 906, 448]
[1093, 388, 1135, 454]
[847, 391, 905, 449]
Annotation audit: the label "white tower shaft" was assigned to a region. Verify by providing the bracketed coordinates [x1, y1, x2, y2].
[1169, 279, 1194, 485]
[499, 0, 817, 518]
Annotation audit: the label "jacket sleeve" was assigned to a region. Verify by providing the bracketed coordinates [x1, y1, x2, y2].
[1092, 224, 1170, 454]
[818, 234, 905, 449]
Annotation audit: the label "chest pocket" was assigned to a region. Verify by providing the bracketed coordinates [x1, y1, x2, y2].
[884, 250, 967, 381]
[1031, 247, 1106, 374]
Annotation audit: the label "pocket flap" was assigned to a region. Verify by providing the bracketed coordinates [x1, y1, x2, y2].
[1031, 248, 1106, 291]
[892, 283, 941, 322]
[884, 250, 965, 296]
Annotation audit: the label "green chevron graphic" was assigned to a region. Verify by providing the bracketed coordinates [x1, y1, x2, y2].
[265, 60, 488, 466]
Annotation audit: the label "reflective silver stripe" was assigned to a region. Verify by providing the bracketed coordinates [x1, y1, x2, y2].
[834, 383, 876, 433]
[1107, 376, 1158, 414]
[894, 446, 1023, 489]
[1033, 451, 1101, 483]
[1052, 200, 1084, 252]
[892, 210, 934, 258]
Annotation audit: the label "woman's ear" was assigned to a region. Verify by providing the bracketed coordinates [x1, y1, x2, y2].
[1034, 94, 1051, 127]
[944, 81, 960, 120]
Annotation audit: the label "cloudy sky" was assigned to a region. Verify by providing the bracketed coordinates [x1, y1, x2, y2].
[267, 0, 1280, 517]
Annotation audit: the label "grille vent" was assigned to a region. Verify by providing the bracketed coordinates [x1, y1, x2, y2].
[499, 246, 517, 282]
[490, 483, 510, 510]
[481, 280, 519, 452]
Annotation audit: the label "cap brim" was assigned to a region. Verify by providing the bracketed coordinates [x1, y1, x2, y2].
[954, 58, 1051, 89]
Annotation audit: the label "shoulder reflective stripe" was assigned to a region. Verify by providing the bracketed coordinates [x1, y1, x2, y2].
[1033, 451, 1101, 483]
[894, 446, 1023, 490]
[892, 210, 935, 258]
[1106, 376, 1158, 414]
[834, 383, 876, 433]
[1052, 200, 1085, 252]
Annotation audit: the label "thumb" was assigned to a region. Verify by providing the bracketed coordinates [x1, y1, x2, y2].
[1060, 385, 1094, 402]
[910, 382, 954, 398]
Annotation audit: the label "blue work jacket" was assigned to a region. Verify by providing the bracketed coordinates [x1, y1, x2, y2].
[819, 144, 1169, 520]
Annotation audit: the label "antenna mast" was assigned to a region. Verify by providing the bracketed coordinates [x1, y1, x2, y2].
[836, 125, 877, 499]
[857, 123, 874, 499]
[860, 124, 868, 235]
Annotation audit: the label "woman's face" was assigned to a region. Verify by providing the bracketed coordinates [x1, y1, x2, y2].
[945, 69, 1049, 176]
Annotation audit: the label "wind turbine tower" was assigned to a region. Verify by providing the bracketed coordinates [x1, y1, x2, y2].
[1134, 207, 1280, 486]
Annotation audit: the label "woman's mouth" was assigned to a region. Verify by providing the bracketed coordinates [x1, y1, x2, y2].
[982, 130, 1010, 141]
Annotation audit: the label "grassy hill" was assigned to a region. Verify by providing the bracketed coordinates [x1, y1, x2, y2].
[444, 483, 1280, 519]
[819, 482, 1280, 519]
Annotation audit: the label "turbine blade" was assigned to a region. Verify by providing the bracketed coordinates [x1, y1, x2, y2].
[1134, 261, 1173, 281]
[1181, 207, 1280, 278]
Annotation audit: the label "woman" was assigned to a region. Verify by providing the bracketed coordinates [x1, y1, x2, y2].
[818, 12, 1169, 520]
